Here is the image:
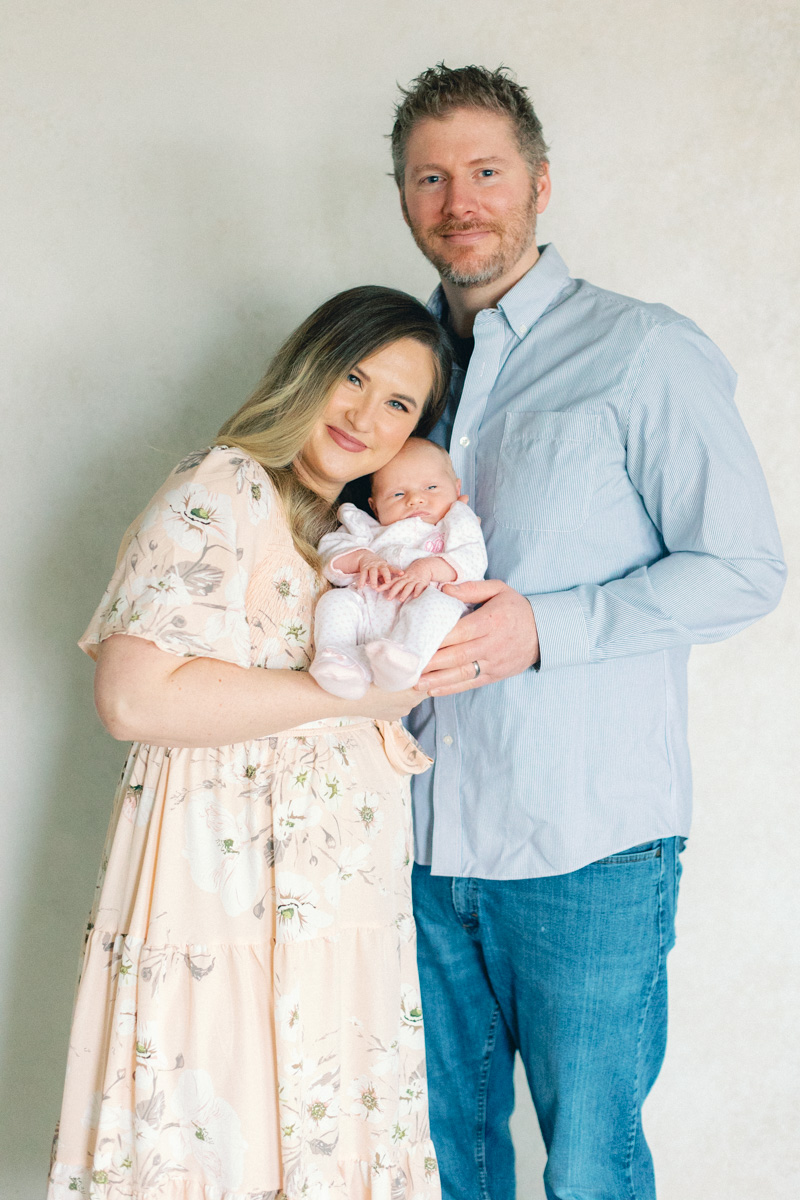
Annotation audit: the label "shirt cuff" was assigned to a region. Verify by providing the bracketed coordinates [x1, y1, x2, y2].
[525, 588, 590, 670]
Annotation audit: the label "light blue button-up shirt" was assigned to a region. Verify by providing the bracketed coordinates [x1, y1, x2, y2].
[407, 245, 786, 879]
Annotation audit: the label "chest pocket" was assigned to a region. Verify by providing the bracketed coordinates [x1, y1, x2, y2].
[493, 410, 599, 532]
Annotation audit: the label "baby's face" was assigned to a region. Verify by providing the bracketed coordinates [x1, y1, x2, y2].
[370, 440, 461, 527]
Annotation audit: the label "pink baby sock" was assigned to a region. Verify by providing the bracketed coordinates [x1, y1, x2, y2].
[309, 647, 371, 700]
[364, 640, 423, 692]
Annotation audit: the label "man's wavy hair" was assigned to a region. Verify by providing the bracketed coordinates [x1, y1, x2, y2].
[390, 64, 549, 192]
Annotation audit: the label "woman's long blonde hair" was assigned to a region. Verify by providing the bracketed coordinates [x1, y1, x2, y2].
[216, 286, 452, 571]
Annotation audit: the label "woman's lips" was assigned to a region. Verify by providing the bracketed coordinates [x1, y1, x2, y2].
[326, 425, 367, 453]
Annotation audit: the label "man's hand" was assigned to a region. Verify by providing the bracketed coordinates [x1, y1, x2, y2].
[417, 579, 540, 696]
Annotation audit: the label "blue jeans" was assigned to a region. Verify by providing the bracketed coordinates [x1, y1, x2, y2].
[412, 838, 685, 1200]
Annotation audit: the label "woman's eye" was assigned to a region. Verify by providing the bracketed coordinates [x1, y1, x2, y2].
[388, 399, 409, 412]
[347, 373, 362, 386]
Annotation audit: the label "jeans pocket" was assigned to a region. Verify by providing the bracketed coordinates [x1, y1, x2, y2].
[597, 840, 662, 864]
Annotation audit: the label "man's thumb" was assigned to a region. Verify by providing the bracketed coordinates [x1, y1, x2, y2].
[442, 578, 503, 601]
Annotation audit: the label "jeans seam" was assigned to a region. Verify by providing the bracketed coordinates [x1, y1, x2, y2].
[626, 839, 666, 1199]
[475, 1001, 502, 1200]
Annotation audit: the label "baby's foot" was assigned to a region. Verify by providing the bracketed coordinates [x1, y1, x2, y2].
[309, 648, 371, 700]
[364, 640, 423, 691]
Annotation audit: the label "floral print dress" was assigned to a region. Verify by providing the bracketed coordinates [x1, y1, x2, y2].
[48, 447, 440, 1200]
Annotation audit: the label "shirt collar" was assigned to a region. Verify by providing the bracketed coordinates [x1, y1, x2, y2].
[427, 243, 571, 339]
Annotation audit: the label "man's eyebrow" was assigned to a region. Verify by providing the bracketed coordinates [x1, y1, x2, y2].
[355, 368, 418, 408]
[412, 156, 509, 172]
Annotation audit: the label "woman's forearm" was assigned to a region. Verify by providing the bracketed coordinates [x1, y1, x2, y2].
[94, 634, 419, 747]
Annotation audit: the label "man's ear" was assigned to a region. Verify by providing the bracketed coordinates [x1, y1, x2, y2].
[368, 496, 376, 513]
[535, 162, 552, 216]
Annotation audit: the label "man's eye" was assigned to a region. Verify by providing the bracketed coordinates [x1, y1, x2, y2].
[479, 169, 496, 177]
[421, 175, 442, 185]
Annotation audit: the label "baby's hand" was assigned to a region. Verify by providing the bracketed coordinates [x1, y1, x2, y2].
[384, 557, 450, 602]
[357, 551, 401, 591]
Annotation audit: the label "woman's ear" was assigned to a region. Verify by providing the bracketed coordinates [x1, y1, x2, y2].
[368, 496, 376, 513]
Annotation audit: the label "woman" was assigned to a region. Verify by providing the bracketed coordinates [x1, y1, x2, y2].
[48, 286, 451, 1200]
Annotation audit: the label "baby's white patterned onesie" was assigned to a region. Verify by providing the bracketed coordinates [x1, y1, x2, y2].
[310, 500, 488, 698]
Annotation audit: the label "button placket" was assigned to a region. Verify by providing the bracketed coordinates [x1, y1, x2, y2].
[448, 313, 506, 499]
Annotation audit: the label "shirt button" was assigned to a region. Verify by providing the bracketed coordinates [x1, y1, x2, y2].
[459, 436, 470, 448]
[442, 735, 454, 746]
[519, 323, 528, 333]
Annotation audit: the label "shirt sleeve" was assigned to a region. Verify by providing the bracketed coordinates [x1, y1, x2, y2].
[79, 446, 275, 668]
[527, 319, 787, 670]
[318, 503, 381, 585]
[438, 502, 488, 583]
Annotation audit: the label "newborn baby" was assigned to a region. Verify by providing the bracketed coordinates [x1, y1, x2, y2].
[310, 437, 488, 699]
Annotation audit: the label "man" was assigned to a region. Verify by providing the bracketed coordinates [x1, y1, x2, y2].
[391, 65, 786, 1200]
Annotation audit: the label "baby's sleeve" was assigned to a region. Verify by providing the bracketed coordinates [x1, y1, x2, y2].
[318, 503, 381, 586]
[79, 446, 275, 668]
[438, 502, 489, 583]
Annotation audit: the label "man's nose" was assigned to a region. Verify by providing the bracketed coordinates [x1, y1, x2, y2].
[443, 178, 477, 220]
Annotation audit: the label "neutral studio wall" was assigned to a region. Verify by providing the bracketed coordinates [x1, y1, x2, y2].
[1, 2, 798, 1197]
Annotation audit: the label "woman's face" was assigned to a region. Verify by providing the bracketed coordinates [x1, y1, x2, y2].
[294, 337, 436, 501]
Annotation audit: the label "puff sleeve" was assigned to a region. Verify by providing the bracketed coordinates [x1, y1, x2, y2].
[79, 447, 275, 669]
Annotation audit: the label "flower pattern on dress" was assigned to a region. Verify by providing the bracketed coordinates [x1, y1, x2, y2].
[170, 1068, 248, 1189]
[162, 481, 238, 553]
[273, 567, 302, 605]
[50, 447, 439, 1200]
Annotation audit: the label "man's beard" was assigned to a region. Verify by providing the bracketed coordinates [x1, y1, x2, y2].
[406, 190, 538, 288]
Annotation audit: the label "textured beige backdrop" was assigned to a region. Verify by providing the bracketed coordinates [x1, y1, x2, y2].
[1, 2, 797, 1197]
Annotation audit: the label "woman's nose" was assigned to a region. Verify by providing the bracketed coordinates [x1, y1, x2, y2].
[344, 396, 374, 433]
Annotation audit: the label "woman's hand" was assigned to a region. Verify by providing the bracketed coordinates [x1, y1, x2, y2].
[354, 683, 428, 722]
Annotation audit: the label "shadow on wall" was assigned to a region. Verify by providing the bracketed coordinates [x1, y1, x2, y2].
[0, 318, 287, 1186]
